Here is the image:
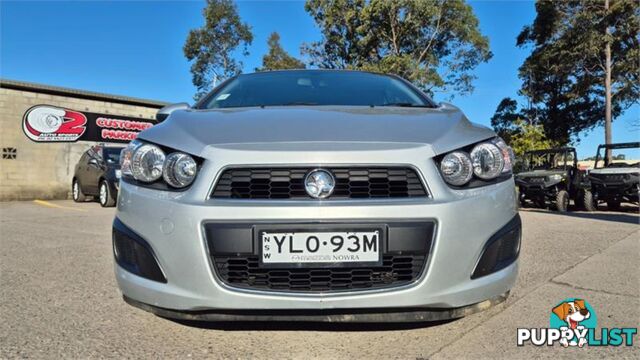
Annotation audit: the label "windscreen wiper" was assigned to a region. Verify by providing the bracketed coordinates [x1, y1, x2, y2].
[282, 102, 319, 106]
[377, 102, 431, 108]
[259, 102, 318, 108]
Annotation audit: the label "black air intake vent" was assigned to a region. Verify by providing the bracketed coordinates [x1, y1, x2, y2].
[113, 218, 166, 283]
[211, 167, 427, 199]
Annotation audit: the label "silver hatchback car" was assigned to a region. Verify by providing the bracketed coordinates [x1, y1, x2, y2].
[114, 70, 520, 322]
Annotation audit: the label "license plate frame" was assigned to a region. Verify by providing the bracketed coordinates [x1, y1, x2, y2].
[255, 224, 386, 268]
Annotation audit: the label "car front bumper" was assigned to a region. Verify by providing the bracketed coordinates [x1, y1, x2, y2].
[122, 291, 510, 322]
[114, 174, 519, 316]
[589, 178, 639, 202]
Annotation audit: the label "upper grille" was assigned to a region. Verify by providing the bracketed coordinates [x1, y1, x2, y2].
[523, 177, 544, 183]
[211, 167, 427, 199]
[591, 173, 630, 182]
[213, 255, 426, 292]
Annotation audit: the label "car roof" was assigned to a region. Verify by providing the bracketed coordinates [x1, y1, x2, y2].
[597, 142, 640, 150]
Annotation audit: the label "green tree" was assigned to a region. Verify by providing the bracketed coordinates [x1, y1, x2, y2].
[490, 98, 556, 156]
[302, 0, 492, 97]
[516, 0, 639, 150]
[257, 32, 305, 71]
[509, 120, 554, 157]
[490, 97, 524, 144]
[184, 0, 253, 99]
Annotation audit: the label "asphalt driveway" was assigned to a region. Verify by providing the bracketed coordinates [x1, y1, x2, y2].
[0, 200, 638, 359]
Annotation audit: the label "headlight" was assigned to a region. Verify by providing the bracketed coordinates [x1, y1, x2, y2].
[494, 138, 515, 174]
[163, 152, 197, 188]
[120, 140, 200, 190]
[440, 151, 473, 186]
[547, 174, 563, 182]
[437, 137, 514, 187]
[470, 142, 504, 179]
[120, 141, 136, 177]
[131, 143, 166, 182]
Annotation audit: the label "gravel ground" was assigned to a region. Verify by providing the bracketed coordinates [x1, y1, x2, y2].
[0, 200, 638, 359]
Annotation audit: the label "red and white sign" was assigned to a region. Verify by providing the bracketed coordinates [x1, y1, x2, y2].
[22, 105, 87, 142]
[96, 117, 153, 141]
[22, 104, 157, 143]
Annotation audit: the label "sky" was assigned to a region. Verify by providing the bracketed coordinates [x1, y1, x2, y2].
[1, 0, 638, 159]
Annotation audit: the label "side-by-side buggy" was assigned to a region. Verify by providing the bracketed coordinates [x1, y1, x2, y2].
[515, 148, 585, 212]
[582, 142, 640, 211]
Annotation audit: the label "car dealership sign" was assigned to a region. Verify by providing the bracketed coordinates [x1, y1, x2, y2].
[22, 104, 155, 143]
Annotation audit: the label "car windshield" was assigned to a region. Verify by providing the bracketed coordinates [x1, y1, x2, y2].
[104, 148, 122, 164]
[200, 71, 434, 109]
[594, 145, 640, 169]
[524, 151, 573, 171]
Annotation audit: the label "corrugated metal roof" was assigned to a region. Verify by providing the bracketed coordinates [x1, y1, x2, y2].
[0, 78, 171, 108]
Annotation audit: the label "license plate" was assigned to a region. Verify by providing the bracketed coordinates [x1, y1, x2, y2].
[260, 230, 381, 267]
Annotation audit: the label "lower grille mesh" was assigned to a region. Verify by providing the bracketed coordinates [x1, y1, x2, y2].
[213, 255, 426, 292]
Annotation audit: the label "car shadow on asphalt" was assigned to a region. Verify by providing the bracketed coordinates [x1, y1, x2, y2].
[165, 317, 458, 332]
[521, 206, 639, 225]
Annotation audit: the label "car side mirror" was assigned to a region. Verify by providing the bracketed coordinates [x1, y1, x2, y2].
[156, 102, 190, 122]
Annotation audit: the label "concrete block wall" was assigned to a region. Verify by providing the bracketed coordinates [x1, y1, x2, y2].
[0, 87, 159, 201]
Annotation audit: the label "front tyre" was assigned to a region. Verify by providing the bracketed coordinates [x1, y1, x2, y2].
[555, 190, 569, 212]
[99, 180, 116, 207]
[72, 179, 87, 202]
[583, 189, 597, 212]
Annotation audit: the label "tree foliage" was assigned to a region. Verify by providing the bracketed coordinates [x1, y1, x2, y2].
[508, 120, 554, 157]
[302, 0, 492, 97]
[257, 32, 305, 71]
[514, 0, 639, 144]
[184, 0, 253, 99]
[490, 97, 524, 144]
[490, 98, 555, 156]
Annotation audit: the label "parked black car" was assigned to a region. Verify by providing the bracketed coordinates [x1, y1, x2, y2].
[583, 142, 640, 211]
[515, 148, 585, 212]
[72, 145, 123, 207]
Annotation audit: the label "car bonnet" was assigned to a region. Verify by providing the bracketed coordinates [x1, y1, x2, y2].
[136, 104, 495, 158]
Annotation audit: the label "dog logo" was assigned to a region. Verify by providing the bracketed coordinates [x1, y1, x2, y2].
[518, 298, 636, 347]
[551, 299, 594, 347]
[23, 105, 87, 142]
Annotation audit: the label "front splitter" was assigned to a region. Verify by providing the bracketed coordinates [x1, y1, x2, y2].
[123, 291, 509, 323]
